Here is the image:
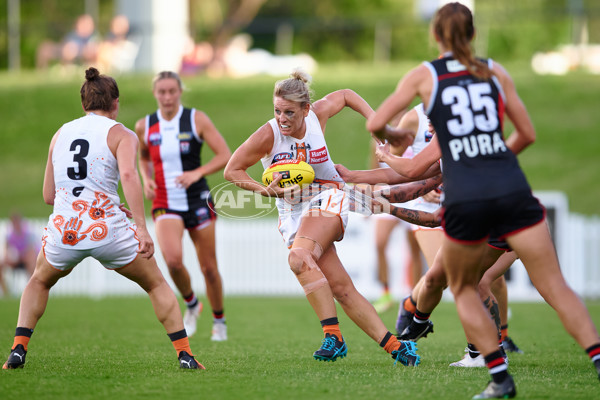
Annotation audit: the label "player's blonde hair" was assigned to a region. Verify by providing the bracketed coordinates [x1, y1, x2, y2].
[273, 69, 314, 107]
[152, 70, 185, 90]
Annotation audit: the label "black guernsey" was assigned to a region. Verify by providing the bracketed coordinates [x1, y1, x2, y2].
[424, 55, 530, 206]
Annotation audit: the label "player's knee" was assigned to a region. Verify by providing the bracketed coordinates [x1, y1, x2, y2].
[424, 271, 446, 291]
[288, 248, 313, 275]
[200, 265, 220, 283]
[165, 259, 185, 272]
[477, 280, 491, 297]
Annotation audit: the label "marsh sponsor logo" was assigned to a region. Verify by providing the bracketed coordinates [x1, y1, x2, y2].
[448, 132, 507, 161]
[178, 132, 193, 140]
[309, 146, 328, 163]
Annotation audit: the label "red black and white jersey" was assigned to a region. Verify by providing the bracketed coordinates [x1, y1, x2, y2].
[424, 54, 530, 206]
[144, 105, 210, 211]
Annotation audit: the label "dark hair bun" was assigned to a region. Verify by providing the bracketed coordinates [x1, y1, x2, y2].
[85, 67, 100, 81]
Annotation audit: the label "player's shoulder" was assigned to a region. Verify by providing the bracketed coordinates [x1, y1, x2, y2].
[134, 116, 147, 134]
[110, 123, 138, 142]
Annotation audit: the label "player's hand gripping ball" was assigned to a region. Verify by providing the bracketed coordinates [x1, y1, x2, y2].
[262, 160, 315, 188]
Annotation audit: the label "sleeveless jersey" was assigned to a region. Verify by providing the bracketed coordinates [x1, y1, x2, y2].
[424, 55, 530, 206]
[144, 105, 211, 211]
[411, 103, 434, 155]
[261, 110, 344, 211]
[378, 103, 440, 214]
[46, 113, 131, 249]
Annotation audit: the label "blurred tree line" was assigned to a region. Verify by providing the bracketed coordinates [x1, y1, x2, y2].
[1, 0, 599, 70]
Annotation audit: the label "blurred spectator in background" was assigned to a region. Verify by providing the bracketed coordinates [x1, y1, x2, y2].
[36, 14, 100, 71]
[97, 14, 140, 74]
[180, 38, 214, 76]
[206, 34, 317, 78]
[0, 212, 39, 297]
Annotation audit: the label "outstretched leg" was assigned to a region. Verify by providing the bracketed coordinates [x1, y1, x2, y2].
[292, 209, 419, 366]
[189, 222, 227, 341]
[506, 222, 600, 354]
[116, 255, 204, 369]
[290, 211, 344, 362]
[3, 251, 71, 369]
[155, 218, 202, 337]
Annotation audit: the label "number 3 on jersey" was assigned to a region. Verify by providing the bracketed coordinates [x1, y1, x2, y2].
[441, 82, 499, 136]
[67, 139, 90, 180]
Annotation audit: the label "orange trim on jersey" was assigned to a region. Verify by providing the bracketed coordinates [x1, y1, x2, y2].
[295, 141, 307, 162]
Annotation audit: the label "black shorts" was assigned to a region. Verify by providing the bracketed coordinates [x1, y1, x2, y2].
[443, 190, 545, 244]
[152, 201, 216, 230]
[487, 238, 512, 252]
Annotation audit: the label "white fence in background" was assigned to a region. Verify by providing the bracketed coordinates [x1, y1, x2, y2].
[1, 191, 599, 301]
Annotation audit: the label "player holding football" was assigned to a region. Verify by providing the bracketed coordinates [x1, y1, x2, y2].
[224, 69, 441, 367]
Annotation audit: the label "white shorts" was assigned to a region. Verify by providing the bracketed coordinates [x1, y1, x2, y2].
[277, 188, 349, 248]
[371, 202, 412, 227]
[405, 197, 443, 232]
[42, 226, 140, 271]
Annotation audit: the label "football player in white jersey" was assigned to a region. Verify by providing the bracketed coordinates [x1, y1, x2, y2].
[135, 71, 231, 341]
[3, 68, 202, 370]
[224, 69, 445, 367]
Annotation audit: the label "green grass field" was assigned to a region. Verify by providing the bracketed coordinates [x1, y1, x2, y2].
[0, 62, 599, 219]
[1, 296, 599, 399]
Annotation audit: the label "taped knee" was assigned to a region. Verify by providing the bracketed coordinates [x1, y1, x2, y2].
[288, 247, 317, 275]
[288, 236, 323, 274]
[296, 236, 323, 260]
[297, 269, 328, 295]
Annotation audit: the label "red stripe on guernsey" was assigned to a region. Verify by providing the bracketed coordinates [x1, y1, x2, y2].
[497, 92, 505, 133]
[438, 70, 470, 81]
[147, 121, 168, 209]
[487, 357, 506, 368]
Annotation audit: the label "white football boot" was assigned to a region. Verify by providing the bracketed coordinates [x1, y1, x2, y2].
[449, 349, 486, 367]
[183, 302, 203, 337]
[211, 322, 228, 341]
